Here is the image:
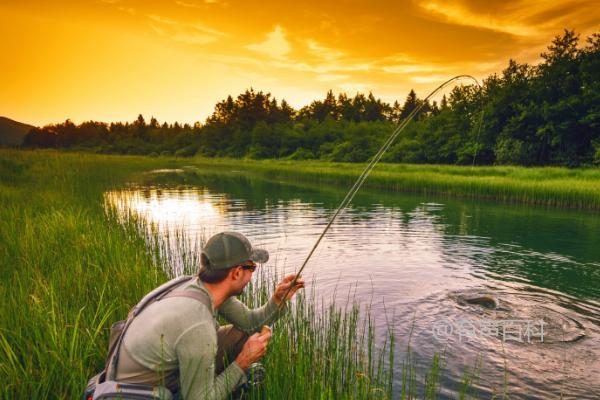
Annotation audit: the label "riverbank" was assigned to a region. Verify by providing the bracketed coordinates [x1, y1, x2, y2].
[187, 157, 600, 211]
[4, 149, 588, 397]
[0, 150, 176, 397]
[0, 150, 398, 398]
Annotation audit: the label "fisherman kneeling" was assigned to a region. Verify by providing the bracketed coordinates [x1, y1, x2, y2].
[101, 232, 304, 399]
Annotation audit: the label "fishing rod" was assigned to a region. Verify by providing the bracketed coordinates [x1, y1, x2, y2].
[278, 75, 483, 306]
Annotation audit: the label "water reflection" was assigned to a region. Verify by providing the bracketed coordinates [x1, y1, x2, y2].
[105, 170, 600, 399]
[106, 188, 222, 226]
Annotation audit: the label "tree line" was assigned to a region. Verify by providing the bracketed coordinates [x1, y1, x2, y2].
[24, 30, 600, 166]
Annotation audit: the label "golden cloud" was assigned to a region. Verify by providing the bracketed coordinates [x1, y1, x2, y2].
[246, 25, 292, 60]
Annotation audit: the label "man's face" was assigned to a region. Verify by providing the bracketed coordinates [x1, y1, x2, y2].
[231, 261, 257, 296]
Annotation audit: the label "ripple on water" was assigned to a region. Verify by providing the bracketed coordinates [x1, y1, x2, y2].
[448, 287, 588, 343]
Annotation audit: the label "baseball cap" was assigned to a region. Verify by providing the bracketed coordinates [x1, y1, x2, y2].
[201, 231, 269, 270]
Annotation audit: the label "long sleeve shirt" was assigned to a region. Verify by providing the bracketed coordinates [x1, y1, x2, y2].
[112, 277, 286, 400]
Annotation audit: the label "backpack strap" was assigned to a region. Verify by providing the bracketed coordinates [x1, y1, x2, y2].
[131, 275, 194, 316]
[162, 288, 212, 311]
[107, 275, 197, 381]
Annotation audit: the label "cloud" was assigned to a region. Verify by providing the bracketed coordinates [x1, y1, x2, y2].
[381, 63, 445, 75]
[246, 25, 291, 60]
[261, 52, 372, 74]
[318, 14, 341, 37]
[174, 1, 202, 8]
[418, 1, 538, 37]
[410, 75, 451, 84]
[116, 6, 135, 15]
[148, 14, 225, 45]
[174, 0, 220, 8]
[306, 39, 345, 61]
[417, 0, 600, 40]
[208, 52, 366, 75]
[316, 74, 350, 82]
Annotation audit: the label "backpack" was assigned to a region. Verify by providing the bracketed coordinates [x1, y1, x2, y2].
[83, 275, 211, 400]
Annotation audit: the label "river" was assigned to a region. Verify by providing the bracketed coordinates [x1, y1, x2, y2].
[105, 168, 600, 399]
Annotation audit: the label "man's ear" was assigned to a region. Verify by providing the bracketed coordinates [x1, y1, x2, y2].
[229, 266, 242, 281]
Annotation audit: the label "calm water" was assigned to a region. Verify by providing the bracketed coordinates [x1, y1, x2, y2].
[105, 169, 600, 399]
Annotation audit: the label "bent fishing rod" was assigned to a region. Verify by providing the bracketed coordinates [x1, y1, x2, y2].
[278, 75, 483, 307]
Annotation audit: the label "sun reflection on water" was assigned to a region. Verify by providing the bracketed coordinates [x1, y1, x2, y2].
[105, 188, 223, 227]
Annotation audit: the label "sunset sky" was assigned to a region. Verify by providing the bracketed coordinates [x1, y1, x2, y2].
[1, 0, 598, 126]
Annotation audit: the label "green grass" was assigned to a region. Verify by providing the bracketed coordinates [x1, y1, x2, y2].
[3, 149, 553, 398]
[0, 150, 179, 397]
[0, 150, 402, 399]
[229, 270, 396, 399]
[186, 158, 600, 210]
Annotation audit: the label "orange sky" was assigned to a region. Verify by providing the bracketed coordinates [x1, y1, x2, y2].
[1, 0, 598, 126]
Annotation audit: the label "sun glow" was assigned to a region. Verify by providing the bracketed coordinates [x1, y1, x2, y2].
[1, 0, 598, 126]
[105, 188, 221, 228]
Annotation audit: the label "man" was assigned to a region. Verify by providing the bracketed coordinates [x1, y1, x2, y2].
[107, 231, 304, 399]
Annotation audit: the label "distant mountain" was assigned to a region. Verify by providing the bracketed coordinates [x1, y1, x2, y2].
[0, 117, 36, 146]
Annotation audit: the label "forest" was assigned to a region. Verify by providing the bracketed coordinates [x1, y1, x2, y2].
[23, 30, 600, 167]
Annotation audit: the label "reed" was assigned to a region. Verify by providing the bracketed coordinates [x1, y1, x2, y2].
[0, 150, 174, 397]
[0, 150, 397, 399]
[0, 149, 519, 398]
[187, 158, 600, 210]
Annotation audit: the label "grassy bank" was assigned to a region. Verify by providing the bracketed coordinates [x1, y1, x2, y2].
[187, 158, 600, 210]
[0, 150, 177, 397]
[4, 149, 562, 398]
[0, 150, 400, 398]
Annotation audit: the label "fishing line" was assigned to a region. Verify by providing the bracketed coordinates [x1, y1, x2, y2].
[279, 75, 483, 305]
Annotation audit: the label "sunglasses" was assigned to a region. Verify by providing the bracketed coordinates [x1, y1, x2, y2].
[240, 263, 257, 272]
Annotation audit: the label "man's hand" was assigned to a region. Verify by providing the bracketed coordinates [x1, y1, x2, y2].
[273, 274, 305, 305]
[235, 330, 272, 371]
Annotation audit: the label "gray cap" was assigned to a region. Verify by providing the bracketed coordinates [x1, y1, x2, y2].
[201, 231, 269, 270]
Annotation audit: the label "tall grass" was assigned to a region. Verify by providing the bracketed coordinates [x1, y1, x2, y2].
[215, 267, 395, 399]
[0, 150, 399, 399]
[122, 204, 399, 399]
[187, 158, 600, 210]
[0, 150, 178, 397]
[1, 150, 499, 398]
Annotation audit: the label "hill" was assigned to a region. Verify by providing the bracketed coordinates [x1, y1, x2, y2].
[0, 117, 35, 146]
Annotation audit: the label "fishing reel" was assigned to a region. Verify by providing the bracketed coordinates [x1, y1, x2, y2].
[246, 362, 266, 386]
[243, 325, 269, 388]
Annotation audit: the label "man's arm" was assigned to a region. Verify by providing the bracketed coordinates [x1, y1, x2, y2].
[176, 322, 246, 400]
[218, 296, 286, 334]
[218, 274, 304, 334]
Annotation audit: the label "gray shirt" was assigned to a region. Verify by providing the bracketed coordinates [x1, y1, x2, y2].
[110, 277, 286, 400]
